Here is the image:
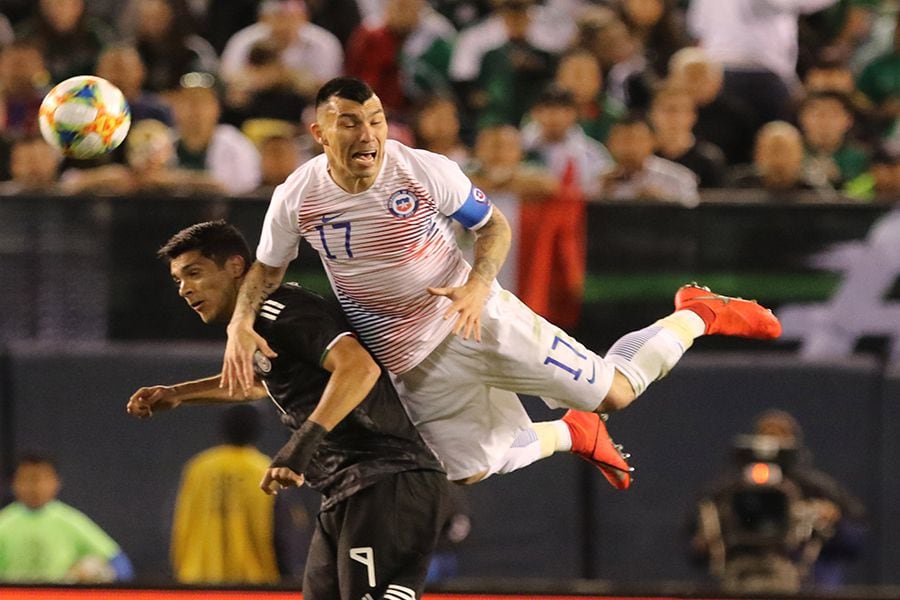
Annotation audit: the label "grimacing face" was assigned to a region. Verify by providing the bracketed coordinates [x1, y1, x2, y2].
[170, 249, 244, 324]
[311, 94, 388, 192]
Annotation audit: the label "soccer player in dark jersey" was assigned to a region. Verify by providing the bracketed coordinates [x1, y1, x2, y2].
[127, 220, 448, 600]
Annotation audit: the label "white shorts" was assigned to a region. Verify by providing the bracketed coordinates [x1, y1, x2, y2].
[392, 288, 616, 480]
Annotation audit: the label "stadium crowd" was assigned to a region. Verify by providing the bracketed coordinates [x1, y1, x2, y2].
[0, 0, 894, 202]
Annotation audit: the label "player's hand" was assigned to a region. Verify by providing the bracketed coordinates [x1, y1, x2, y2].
[427, 276, 491, 342]
[260, 467, 305, 495]
[222, 322, 277, 396]
[126, 385, 180, 418]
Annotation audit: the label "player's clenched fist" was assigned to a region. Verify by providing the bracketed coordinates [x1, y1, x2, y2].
[126, 385, 180, 418]
[260, 467, 305, 495]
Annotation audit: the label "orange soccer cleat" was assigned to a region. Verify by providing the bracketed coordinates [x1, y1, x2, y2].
[674, 283, 782, 340]
[562, 410, 633, 490]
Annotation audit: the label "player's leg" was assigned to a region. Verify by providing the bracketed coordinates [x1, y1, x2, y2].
[302, 514, 341, 600]
[393, 340, 533, 483]
[476, 285, 780, 485]
[335, 471, 448, 600]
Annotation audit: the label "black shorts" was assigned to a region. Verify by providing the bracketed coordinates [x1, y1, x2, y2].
[302, 469, 449, 600]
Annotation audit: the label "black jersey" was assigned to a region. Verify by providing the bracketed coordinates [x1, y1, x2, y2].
[253, 283, 443, 509]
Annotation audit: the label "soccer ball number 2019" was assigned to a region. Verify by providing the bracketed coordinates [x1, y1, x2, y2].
[39, 75, 131, 159]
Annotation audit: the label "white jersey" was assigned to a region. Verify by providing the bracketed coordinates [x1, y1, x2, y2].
[258, 140, 493, 374]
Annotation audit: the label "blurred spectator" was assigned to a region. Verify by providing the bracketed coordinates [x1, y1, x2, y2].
[729, 121, 815, 196]
[668, 47, 758, 164]
[15, 0, 116, 84]
[256, 129, 305, 192]
[798, 90, 871, 189]
[220, 0, 343, 99]
[0, 40, 48, 139]
[95, 45, 172, 125]
[119, 0, 219, 94]
[413, 95, 470, 165]
[803, 58, 878, 142]
[0, 135, 62, 193]
[580, 8, 654, 110]
[171, 78, 262, 195]
[171, 405, 284, 584]
[601, 114, 700, 205]
[649, 83, 727, 188]
[687, 0, 839, 129]
[519, 86, 614, 329]
[450, 0, 574, 119]
[689, 410, 867, 592]
[222, 40, 309, 128]
[857, 14, 900, 118]
[473, 0, 558, 128]
[304, 0, 363, 49]
[346, 0, 455, 123]
[466, 124, 558, 293]
[0, 452, 133, 583]
[615, 0, 690, 79]
[554, 48, 625, 143]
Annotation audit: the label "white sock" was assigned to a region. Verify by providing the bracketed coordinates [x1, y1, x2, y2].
[487, 427, 545, 476]
[604, 311, 701, 397]
[544, 420, 572, 452]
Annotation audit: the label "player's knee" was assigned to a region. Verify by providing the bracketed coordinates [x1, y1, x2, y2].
[452, 471, 487, 485]
[602, 371, 637, 413]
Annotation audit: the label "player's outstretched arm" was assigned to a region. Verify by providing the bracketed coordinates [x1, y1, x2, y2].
[260, 336, 382, 495]
[428, 206, 511, 341]
[222, 260, 287, 395]
[127, 375, 267, 418]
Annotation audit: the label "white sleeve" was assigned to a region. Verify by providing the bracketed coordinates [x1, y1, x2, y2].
[413, 149, 475, 216]
[257, 183, 302, 267]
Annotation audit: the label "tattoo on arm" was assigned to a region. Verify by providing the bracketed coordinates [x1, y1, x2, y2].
[471, 209, 511, 284]
[232, 262, 287, 323]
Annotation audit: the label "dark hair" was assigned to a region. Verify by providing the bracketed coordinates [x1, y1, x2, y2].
[157, 220, 252, 273]
[534, 84, 577, 108]
[315, 77, 375, 109]
[220, 404, 262, 445]
[15, 451, 57, 472]
[613, 111, 652, 129]
[799, 90, 854, 115]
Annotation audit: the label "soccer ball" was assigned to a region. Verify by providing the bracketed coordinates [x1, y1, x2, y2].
[39, 75, 131, 159]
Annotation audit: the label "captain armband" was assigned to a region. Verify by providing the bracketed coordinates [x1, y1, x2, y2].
[450, 186, 492, 230]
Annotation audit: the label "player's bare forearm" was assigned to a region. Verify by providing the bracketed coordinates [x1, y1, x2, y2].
[229, 261, 288, 328]
[223, 260, 286, 394]
[469, 207, 511, 286]
[173, 375, 268, 403]
[310, 336, 382, 431]
[127, 375, 267, 418]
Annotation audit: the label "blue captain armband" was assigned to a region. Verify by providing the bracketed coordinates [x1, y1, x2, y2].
[450, 186, 493, 230]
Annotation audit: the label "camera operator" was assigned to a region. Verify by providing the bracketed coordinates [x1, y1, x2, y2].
[688, 410, 867, 593]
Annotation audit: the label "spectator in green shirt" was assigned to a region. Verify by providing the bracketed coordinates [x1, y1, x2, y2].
[0, 453, 133, 583]
[554, 48, 625, 144]
[798, 91, 871, 189]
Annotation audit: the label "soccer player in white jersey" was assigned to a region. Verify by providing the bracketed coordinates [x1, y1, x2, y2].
[222, 77, 782, 489]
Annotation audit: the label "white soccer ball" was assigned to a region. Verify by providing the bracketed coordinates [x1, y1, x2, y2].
[39, 75, 131, 159]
